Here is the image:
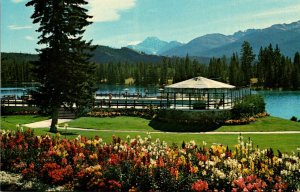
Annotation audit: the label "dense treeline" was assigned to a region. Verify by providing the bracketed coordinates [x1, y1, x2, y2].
[95, 56, 207, 85]
[1, 53, 37, 84]
[2, 42, 300, 90]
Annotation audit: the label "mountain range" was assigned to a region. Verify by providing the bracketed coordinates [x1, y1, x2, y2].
[127, 37, 183, 55]
[127, 20, 300, 58]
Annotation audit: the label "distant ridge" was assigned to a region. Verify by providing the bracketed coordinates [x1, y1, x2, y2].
[127, 37, 184, 55]
[135, 20, 300, 58]
[91, 45, 164, 63]
[1, 45, 165, 64]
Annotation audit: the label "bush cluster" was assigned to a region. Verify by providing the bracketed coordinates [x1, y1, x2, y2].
[156, 110, 231, 131]
[1, 106, 39, 115]
[231, 95, 266, 119]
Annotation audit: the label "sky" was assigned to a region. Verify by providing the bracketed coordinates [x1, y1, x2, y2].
[2, 0, 300, 53]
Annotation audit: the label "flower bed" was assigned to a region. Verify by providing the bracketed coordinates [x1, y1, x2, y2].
[224, 112, 270, 125]
[1, 129, 299, 191]
[87, 108, 156, 119]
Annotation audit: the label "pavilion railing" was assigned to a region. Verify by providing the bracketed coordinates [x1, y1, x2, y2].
[1, 88, 252, 110]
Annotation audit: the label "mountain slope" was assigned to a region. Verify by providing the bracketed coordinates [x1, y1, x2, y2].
[200, 21, 300, 57]
[2, 46, 165, 65]
[127, 37, 183, 55]
[162, 20, 300, 58]
[162, 33, 235, 57]
[91, 45, 164, 63]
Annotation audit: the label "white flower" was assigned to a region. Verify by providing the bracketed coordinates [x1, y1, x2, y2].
[280, 170, 288, 176]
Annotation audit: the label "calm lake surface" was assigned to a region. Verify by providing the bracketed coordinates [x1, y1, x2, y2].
[255, 90, 300, 120]
[1, 85, 299, 120]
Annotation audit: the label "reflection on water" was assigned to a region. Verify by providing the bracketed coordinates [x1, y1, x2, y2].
[255, 91, 300, 120]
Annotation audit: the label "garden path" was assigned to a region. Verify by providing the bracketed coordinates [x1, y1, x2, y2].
[24, 119, 72, 128]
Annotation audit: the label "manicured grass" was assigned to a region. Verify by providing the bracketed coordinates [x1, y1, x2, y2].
[1, 115, 300, 153]
[216, 116, 300, 132]
[66, 116, 155, 131]
[65, 116, 300, 132]
[1, 115, 49, 130]
[6, 127, 299, 153]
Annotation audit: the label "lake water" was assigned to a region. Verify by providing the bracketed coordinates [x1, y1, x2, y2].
[1, 85, 299, 120]
[255, 91, 300, 120]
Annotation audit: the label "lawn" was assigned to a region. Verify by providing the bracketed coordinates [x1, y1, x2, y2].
[1, 115, 300, 153]
[66, 116, 154, 131]
[65, 116, 300, 132]
[5, 127, 299, 153]
[216, 116, 300, 132]
[0, 115, 49, 130]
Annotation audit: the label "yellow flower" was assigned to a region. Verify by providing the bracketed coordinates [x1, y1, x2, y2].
[80, 143, 85, 147]
[242, 168, 250, 175]
[191, 166, 198, 174]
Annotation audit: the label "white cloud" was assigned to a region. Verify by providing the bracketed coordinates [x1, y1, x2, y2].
[253, 4, 300, 18]
[88, 0, 136, 22]
[11, 0, 24, 3]
[9, 25, 33, 30]
[25, 36, 34, 41]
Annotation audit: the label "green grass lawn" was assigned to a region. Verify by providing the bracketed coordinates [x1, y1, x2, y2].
[6, 127, 299, 153]
[216, 116, 300, 132]
[1, 115, 49, 130]
[66, 116, 155, 131]
[65, 116, 300, 132]
[1, 115, 300, 153]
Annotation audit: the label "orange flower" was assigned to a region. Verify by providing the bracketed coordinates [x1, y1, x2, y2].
[191, 180, 209, 192]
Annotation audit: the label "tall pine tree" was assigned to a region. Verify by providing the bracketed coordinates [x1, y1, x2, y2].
[240, 41, 255, 86]
[26, 0, 96, 132]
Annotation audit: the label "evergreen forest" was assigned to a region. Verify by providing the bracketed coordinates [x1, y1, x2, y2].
[1, 42, 300, 90]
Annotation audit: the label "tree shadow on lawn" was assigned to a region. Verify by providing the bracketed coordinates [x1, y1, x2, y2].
[43, 130, 78, 136]
[148, 119, 222, 132]
[60, 132, 78, 136]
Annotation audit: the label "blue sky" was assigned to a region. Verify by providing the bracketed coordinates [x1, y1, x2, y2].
[2, 0, 300, 53]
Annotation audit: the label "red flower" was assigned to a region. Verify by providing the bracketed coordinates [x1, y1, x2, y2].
[108, 179, 122, 189]
[108, 154, 119, 165]
[191, 180, 208, 192]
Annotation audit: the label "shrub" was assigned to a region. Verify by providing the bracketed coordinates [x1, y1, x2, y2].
[290, 116, 298, 122]
[231, 95, 265, 119]
[1, 106, 40, 115]
[155, 109, 231, 131]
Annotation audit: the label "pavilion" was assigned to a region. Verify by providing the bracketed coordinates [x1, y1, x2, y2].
[163, 76, 250, 110]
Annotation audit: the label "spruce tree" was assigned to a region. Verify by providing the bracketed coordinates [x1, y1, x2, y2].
[240, 41, 255, 86]
[26, 0, 96, 132]
[229, 53, 241, 86]
[292, 52, 300, 89]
